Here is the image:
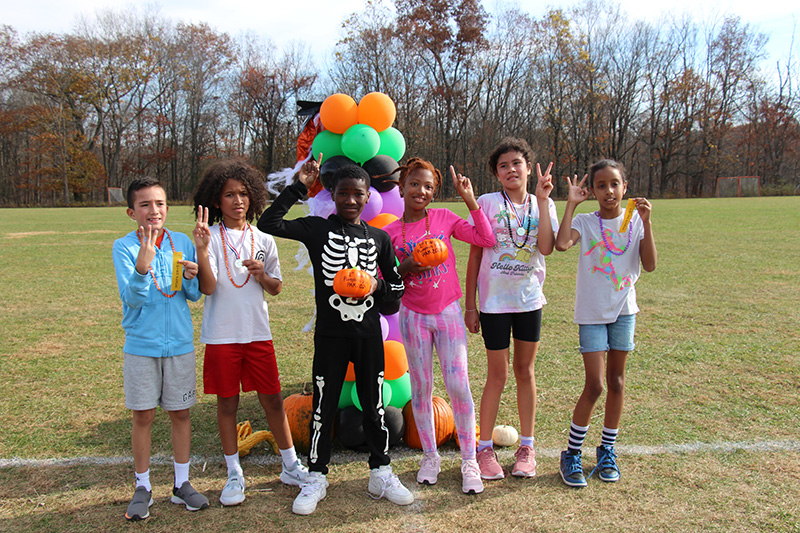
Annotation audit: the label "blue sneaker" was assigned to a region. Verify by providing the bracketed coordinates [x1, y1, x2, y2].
[559, 450, 587, 488]
[595, 445, 621, 482]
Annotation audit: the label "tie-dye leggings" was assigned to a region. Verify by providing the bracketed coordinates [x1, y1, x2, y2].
[399, 301, 476, 460]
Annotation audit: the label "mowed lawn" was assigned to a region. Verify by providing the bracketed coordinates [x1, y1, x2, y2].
[0, 196, 798, 532]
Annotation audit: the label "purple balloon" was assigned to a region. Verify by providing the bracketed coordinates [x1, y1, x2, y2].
[380, 187, 405, 218]
[380, 315, 389, 341]
[384, 311, 402, 343]
[361, 187, 384, 222]
[308, 190, 336, 218]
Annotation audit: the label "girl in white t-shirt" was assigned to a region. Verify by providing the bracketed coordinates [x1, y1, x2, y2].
[554, 159, 657, 488]
[464, 137, 558, 480]
[192, 159, 307, 507]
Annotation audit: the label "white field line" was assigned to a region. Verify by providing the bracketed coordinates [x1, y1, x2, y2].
[2, 440, 798, 469]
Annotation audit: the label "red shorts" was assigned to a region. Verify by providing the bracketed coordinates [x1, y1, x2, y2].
[203, 341, 281, 397]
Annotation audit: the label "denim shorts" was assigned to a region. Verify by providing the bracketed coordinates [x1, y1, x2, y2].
[578, 314, 636, 353]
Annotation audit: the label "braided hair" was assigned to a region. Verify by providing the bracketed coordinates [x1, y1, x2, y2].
[392, 157, 443, 199]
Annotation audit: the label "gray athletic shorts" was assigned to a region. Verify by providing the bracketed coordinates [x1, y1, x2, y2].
[123, 351, 197, 411]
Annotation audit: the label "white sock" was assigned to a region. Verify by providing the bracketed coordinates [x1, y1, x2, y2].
[174, 460, 190, 488]
[225, 452, 243, 476]
[134, 469, 151, 491]
[520, 435, 535, 448]
[477, 439, 493, 452]
[280, 447, 299, 469]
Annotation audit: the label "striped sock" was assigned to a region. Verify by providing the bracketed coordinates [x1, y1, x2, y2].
[601, 426, 619, 447]
[567, 422, 589, 453]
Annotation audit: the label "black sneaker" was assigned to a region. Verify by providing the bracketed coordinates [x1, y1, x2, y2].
[559, 450, 587, 488]
[125, 486, 153, 521]
[171, 481, 209, 511]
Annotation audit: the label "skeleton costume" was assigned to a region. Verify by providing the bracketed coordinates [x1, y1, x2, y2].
[258, 181, 404, 474]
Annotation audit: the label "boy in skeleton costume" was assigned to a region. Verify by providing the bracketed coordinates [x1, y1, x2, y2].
[258, 162, 411, 515]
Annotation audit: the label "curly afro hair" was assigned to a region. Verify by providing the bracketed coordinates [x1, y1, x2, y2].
[192, 158, 268, 224]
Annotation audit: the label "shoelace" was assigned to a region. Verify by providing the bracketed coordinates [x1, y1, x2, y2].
[300, 478, 324, 497]
[564, 454, 583, 475]
[588, 448, 617, 479]
[368, 472, 400, 500]
[420, 455, 438, 471]
[515, 447, 532, 462]
[462, 461, 481, 477]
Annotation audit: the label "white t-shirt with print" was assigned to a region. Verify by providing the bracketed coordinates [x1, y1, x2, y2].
[200, 224, 282, 344]
[572, 211, 643, 324]
[476, 192, 559, 313]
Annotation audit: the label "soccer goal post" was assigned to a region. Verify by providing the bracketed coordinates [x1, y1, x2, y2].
[107, 187, 124, 205]
[716, 176, 761, 197]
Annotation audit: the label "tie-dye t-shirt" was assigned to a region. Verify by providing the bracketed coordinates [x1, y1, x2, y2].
[571, 210, 644, 324]
[475, 192, 559, 313]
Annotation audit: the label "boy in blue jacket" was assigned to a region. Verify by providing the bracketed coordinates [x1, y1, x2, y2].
[112, 176, 209, 520]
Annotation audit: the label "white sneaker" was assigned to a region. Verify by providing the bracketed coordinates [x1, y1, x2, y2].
[416, 453, 441, 485]
[292, 472, 328, 515]
[280, 459, 309, 487]
[368, 465, 414, 505]
[220, 473, 245, 506]
[461, 460, 484, 495]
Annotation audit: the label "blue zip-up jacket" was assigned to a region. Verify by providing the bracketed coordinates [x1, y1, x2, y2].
[112, 229, 202, 357]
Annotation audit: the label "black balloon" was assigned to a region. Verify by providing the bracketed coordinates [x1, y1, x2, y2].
[362, 155, 399, 192]
[320, 155, 358, 190]
[385, 406, 405, 447]
[336, 406, 367, 451]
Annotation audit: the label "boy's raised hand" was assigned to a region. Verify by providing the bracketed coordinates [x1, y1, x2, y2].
[565, 174, 590, 205]
[135, 225, 158, 275]
[193, 205, 211, 249]
[450, 165, 479, 210]
[298, 158, 320, 188]
[535, 162, 554, 201]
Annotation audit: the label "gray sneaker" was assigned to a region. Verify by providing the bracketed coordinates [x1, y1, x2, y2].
[171, 481, 210, 511]
[125, 486, 153, 521]
[280, 459, 310, 487]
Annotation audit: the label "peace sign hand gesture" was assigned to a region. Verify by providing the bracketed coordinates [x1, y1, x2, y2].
[135, 225, 158, 275]
[193, 205, 211, 251]
[535, 162, 554, 201]
[565, 174, 590, 205]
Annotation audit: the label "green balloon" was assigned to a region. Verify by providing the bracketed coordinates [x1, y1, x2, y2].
[312, 130, 345, 161]
[351, 380, 393, 411]
[341, 124, 380, 164]
[386, 373, 411, 408]
[339, 380, 355, 409]
[377, 127, 406, 162]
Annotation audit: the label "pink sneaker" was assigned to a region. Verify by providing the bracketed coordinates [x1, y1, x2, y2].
[461, 460, 484, 494]
[476, 447, 504, 480]
[416, 453, 440, 485]
[512, 445, 537, 477]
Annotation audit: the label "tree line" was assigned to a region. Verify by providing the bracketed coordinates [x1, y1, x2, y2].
[1, 0, 798, 206]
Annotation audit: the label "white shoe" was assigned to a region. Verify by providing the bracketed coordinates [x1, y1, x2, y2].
[292, 472, 328, 515]
[368, 465, 414, 505]
[220, 473, 245, 506]
[280, 459, 309, 487]
[416, 453, 441, 485]
[461, 460, 484, 495]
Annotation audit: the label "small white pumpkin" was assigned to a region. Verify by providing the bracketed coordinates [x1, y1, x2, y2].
[492, 424, 519, 447]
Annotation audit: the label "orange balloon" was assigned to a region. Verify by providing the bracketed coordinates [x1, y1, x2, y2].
[384, 340, 408, 381]
[320, 93, 358, 134]
[367, 213, 398, 229]
[358, 92, 396, 132]
[345, 361, 356, 382]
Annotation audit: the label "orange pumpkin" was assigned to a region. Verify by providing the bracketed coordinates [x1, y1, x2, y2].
[333, 268, 371, 299]
[412, 238, 448, 267]
[283, 384, 315, 454]
[402, 396, 455, 449]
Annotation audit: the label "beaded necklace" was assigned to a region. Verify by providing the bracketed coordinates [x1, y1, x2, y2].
[596, 212, 633, 256]
[339, 217, 371, 269]
[220, 222, 255, 288]
[401, 209, 430, 256]
[137, 228, 178, 298]
[502, 191, 532, 249]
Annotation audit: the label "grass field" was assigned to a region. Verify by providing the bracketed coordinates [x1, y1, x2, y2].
[1, 197, 799, 532]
